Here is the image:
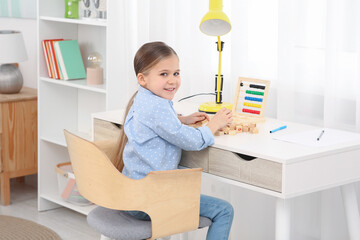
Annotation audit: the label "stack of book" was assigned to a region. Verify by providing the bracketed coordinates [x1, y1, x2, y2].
[42, 39, 86, 80]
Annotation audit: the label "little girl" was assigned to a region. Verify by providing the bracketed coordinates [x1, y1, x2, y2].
[113, 41, 234, 240]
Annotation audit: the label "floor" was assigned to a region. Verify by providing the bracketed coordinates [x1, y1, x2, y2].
[0, 180, 99, 240]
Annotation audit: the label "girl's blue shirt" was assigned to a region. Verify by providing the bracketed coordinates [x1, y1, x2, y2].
[122, 86, 214, 179]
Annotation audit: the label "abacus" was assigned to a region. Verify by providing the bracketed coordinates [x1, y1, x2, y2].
[232, 77, 270, 123]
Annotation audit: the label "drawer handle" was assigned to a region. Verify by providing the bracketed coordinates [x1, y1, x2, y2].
[113, 123, 122, 129]
[235, 153, 256, 161]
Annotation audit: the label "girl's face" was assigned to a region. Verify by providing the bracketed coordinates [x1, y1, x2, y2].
[137, 54, 181, 100]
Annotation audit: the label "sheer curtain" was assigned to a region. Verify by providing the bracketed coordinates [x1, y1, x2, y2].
[278, 0, 360, 132]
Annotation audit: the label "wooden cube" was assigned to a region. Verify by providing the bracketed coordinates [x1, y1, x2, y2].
[229, 130, 237, 135]
[215, 131, 224, 136]
[236, 125, 243, 133]
[249, 123, 256, 128]
[251, 127, 259, 134]
[243, 126, 249, 132]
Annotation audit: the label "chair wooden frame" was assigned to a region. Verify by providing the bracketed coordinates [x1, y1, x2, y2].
[64, 130, 202, 240]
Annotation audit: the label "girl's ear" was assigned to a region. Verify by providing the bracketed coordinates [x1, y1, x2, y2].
[137, 73, 146, 87]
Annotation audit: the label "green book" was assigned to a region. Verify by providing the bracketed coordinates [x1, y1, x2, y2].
[54, 40, 86, 80]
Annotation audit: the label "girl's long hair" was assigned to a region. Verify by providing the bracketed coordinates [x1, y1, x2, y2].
[113, 41, 178, 172]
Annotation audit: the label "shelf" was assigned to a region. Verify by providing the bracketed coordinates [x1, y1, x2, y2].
[40, 77, 106, 94]
[40, 16, 107, 27]
[41, 131, 92, 147]
[40, 192, 97, 215]
[41, 135, 67, 147]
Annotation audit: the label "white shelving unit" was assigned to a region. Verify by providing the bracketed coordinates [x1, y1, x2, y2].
[37, 0, 130, 215]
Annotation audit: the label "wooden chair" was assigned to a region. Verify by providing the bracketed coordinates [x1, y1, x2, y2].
[63, 130, 211, 240]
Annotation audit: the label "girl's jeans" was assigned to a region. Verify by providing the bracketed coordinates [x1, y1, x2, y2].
[127, 194, 234, 240]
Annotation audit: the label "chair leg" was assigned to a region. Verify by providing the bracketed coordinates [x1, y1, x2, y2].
[100, 234, 113, 240]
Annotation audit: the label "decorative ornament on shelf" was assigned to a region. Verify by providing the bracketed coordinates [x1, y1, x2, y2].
[0, 30, 28, 94]
[80, 0, 107, 19]
[93, 0, 107, 19]
[81, 0, 91, 18]
[65, 0, 80, 19]
[86, 52, 103, 85]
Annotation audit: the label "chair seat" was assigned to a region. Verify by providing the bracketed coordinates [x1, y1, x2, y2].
[87, 206, 212, 240]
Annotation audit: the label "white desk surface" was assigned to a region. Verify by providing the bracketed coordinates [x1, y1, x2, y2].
[92, 102, 360, 165]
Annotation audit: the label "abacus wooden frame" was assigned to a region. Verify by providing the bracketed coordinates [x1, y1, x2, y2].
[232, 76, 270, 119]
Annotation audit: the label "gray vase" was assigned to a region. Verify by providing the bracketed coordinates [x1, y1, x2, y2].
[0, 64, 23, 94]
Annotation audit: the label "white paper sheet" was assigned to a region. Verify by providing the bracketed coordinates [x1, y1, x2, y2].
[272, 128, 360, 147]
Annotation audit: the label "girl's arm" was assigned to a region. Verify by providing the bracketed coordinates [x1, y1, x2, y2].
[141, 106, 232, 151]
[178, 112, 210, 125]
[205, 108, 233, 134]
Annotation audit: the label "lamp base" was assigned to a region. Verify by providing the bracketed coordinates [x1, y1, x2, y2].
[0, 64, 23, 94]
[198, 102, 232, 114]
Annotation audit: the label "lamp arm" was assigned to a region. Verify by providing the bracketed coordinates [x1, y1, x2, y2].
[217, 36, 222, 104]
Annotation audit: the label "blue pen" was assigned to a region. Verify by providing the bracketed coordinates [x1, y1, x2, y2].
[270, 125, 287, 133]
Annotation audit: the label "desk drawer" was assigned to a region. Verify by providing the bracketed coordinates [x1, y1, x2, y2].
[94, 118, 121, 141]
[180, 149, 209, 172]
[209, 148, 282, 192]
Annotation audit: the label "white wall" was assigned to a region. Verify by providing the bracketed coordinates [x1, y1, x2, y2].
[0, 18, 38, 89]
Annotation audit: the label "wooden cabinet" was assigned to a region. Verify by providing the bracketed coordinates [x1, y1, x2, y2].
[0, 87, 37, 205]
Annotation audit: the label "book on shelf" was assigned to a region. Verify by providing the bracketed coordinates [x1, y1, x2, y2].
[48, 39, 64, 79]
[54, 40, 86, 80]
[42, 38, 64, 79]
[41, 39, 86, 80]
[41, 40, 52, 78]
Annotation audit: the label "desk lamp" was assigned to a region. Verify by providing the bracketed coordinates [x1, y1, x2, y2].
[0, 30, 27, 94]
[199, 0, 232, 113]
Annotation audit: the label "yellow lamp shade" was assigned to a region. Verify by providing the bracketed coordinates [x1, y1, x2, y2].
[199, 0, 231, 36]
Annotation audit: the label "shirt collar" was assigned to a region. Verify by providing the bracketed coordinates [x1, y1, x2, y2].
[138, 86, 173, 105]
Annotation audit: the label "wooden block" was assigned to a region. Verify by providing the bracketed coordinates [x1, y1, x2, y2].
[243, 126, 249, 132]
[215, 131, 224, 136]
[249, 123, 256, 128]
[202, 120, 209, 125]
[236, 125, 243, 133]
[223, 127, 231, 134]
[251, 127, 259, 134]
[229, 130, 237, 135]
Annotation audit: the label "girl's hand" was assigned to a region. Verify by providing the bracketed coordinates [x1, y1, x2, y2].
[178, 112, 210, 125]
[206, 108, 233, 134]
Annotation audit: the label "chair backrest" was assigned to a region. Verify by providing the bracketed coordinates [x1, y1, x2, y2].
[64, 130, 203, 239]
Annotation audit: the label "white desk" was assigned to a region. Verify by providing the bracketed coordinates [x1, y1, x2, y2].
[92, 102, 360, 240]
